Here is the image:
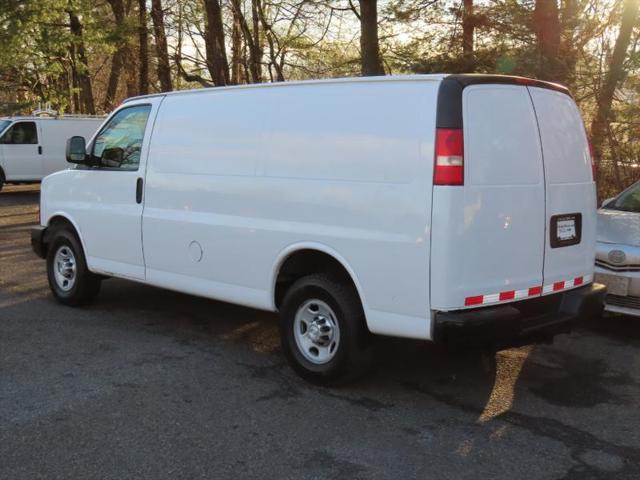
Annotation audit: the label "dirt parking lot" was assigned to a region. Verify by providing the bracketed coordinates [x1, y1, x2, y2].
[2, 184, 640, 479]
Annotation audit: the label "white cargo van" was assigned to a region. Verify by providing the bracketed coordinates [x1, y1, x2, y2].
[32, 75, 605, 383]
[0, 115, 102, 190]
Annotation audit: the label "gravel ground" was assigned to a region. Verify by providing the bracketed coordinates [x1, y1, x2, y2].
[2, 184, 640, 479]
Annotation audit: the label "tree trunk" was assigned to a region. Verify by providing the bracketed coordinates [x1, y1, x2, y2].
[124, 47, 139, 98]
[590, 0, 640, 167]
[104, 49, 124, 110]
[231, 0, 245, 84]
[104, 0, 126, 111]
[69, 59, 80, 113]
[230, 0, 262, 83]
[532, 0, 562, 82]
[67, 9, 95, 114]
[203, 0, 230, 86]
[150, 0, 173, 92]
[559, 0, 579, 86]
[462, 0, 474, 59]
[138, 0, 149, 95]
[249, 0, 263, 82]
[358, 0, 384, 76]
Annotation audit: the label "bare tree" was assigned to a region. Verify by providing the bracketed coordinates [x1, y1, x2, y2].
[203, 0, 230, 86]
[356, 0, 384, 76]
[104, 0, 132, 110]
[231, 0, 263, 83]
[230, 0, 245, 84]
[462, 0, 474, 59]
[151, 0, 173, 91]
[139, 0, 149, 95]
[67, 8, 96, 114]
[590, 0, 640, 168]
[532, 0, 562, 82]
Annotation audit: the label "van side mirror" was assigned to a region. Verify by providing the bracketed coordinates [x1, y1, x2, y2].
[66, 136, 87, 164]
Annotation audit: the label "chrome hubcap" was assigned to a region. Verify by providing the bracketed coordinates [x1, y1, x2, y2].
[53, 246, 76, 292]
[294, 299, 340, 364]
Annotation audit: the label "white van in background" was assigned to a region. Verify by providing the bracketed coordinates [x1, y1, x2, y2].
[31, 75, 606, 384]
[0, 115, 103, 190]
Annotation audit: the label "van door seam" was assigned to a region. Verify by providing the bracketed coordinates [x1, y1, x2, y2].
[140, 96, 167, 280]
[526, 86, 548, 288]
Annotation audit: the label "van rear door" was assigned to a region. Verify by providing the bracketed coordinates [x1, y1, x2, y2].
[430, 83, 546, 310]
[430, 77, 596, 312]
[528, 87, 596, 292]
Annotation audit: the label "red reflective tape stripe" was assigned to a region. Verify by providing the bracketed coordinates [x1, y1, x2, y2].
[574, 276, 583, 286]
[499, 290, 515, 301]
[528, 286, 542, 296]
[465, 295, 484, 306]
[553, 281, 565, 291]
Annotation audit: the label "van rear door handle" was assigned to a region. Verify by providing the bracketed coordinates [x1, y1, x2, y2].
[38, 146, 42, 155]
[136, 177, 143, 204]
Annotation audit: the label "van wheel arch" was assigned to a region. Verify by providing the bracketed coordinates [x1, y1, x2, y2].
[44, 216, 82, 256]
[274, 249, 365, 315]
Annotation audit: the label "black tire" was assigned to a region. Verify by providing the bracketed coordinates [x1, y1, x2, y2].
[46, 228, 101, 306]
[0, 169, 4, 192]
[280, 274, 373, 385]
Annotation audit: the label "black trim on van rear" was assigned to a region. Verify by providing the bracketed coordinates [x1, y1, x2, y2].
[436, 74, 571, 129]
[433, 283, 606, 346]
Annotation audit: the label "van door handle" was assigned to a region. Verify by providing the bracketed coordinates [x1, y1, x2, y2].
[38, 146, 42, 155]
[136, 177, 143, 204]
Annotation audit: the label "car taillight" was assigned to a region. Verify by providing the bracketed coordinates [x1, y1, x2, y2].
[434, 128, 464, 185]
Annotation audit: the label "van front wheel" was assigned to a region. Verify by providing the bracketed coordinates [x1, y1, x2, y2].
[280, 274, 372, 385]
[46, 229, 101, 306]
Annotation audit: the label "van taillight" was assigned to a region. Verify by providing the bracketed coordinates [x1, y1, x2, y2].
[434, 128, 464, 185]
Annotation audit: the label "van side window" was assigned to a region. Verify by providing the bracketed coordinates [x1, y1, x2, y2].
[1, 122, 38, 144]
[91, 105, 151, 170]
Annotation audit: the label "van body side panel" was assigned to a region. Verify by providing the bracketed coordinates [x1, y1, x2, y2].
[142, 89, 268, 307]
[431, 84, 546, 310]
[528, 87, 597, 287]
[261, 82, 436, 338]
[142, 80, 438, 338]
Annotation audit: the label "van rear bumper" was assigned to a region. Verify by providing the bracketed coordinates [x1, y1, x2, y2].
[433, 283, 606, 345]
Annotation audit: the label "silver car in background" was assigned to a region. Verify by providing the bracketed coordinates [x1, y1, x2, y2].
[596, 180, 640, 316]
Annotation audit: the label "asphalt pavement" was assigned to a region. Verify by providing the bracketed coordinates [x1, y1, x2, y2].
[2, 184, 640, 479]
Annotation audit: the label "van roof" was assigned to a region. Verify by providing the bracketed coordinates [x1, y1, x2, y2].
[0, 115, 105, 121]
[122, 73, 569, 104]
[123, 74, 448, 103]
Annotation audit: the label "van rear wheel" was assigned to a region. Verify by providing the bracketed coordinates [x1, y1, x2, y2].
[46, 228, 101, 306]
[279, 274, 372, 385]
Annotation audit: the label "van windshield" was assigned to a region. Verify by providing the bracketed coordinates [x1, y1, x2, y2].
[0, 120, 11, 135]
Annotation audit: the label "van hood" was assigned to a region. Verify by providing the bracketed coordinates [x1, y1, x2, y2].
[597, 208, 640, 246]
